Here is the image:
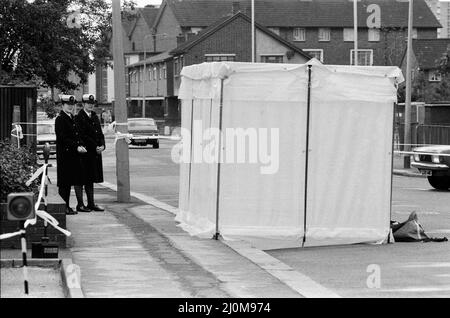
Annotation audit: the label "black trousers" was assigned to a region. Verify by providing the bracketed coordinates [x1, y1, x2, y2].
[58, 185, 72, 207]
[74, 183, 94, 207]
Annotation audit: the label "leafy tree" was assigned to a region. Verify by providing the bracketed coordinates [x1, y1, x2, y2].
[0, 0, 136, 96]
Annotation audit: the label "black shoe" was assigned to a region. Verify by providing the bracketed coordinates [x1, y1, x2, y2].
[87, 204, 104, 212]
[76, 205, 91, 212]
[66, 207, 78, 215]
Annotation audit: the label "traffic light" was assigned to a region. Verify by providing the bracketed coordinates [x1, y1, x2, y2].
[7, 193, 35, 221]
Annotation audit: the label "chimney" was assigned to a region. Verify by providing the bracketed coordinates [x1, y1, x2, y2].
[177, 35, 186, 46]
[232, 1, 240, 14]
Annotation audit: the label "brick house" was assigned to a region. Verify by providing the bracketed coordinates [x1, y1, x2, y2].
[151, 0, 440, 67]
[127, 11, 311, 125]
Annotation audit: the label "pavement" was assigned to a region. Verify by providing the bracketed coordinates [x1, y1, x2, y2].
[64, 185, 312, 298]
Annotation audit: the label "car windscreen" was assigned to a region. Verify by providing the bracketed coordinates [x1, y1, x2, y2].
[128, 120, 157, 130]
[37, 124, 55, 135]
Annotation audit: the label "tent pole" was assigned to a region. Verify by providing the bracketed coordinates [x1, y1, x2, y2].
[302, 65, 312, 248]
[187, 100, 194, 208]
[214, 79, 225, 240]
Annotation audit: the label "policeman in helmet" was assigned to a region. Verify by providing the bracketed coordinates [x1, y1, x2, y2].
[73, 94, 105, 212]
[55, 95, 87, 215]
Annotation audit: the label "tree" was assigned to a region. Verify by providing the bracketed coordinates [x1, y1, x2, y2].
[0, 0, 136, 95]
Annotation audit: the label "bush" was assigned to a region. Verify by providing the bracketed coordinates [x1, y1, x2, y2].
[0, 140, 40, 203]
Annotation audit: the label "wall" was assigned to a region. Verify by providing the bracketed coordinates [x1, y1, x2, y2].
[256, 29, 308, 64]
[153, 4, 182, 53]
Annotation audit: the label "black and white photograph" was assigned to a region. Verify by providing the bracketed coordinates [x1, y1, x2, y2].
[1, 0, 450, 304]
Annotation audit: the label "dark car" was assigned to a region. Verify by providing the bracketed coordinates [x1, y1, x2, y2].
[36, 120, 57, 157]
[411, 145, 450, 190]
[128, 118, 159, 148]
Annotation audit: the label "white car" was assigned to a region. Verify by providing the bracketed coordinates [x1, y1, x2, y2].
[127, 118, 160, 148]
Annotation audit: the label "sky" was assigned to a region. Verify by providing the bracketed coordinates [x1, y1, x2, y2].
[133, 0, 163, 7]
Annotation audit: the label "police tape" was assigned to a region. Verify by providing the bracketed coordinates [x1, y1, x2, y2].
[0, 230, 26, 240]
[114, 132, 133, 145]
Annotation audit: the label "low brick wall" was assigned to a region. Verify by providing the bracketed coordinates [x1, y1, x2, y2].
[0, 185, 67, 249]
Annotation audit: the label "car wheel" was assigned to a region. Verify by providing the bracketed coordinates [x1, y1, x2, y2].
[153, 140, 159, 149]
[427, 176, 450, 190]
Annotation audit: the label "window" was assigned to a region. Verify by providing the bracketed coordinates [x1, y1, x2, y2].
[343, 28, 354, 42]
[159, 64, 162, 80]
[82, 78, 89, 94]
[318, 28, 330, 41]
[350, 49, 373, 66]
[132, 42, 135, 51]
[148, 68, 151, 81]
[268, 27, 280, 36]
[429, 71, 442, 82]
[153, 66, 157, 80]
[162, 64, 167, 79]
[191, 27, 203, 34]
[125, 56, 130, 66]
[412, 28, 418, 39]
[303, 49, 323, 62]
[101, 66, 108, 102]
[204, 54, 236, 62]
[293, 28, 305, 41]
[260, 55, 284, 63]
[368, 28, 380, 42]
[174, 55, 184, 76]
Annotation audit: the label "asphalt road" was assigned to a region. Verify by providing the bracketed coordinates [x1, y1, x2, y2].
[51, 138, 450, 297]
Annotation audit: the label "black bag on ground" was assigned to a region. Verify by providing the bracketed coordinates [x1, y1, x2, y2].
[391, 211, 448, 242]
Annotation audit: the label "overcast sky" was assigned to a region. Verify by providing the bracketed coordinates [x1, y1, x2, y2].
[133, 0, 163, 7]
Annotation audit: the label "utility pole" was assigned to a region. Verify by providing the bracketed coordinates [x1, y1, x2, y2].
[404, 0, 413, 168]
[251, 0, 255, 62]
[112, 0, 131, 202]
[353, 0, 358, 66]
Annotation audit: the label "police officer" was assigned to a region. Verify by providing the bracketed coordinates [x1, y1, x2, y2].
[74, 94, 105, 212]
[55, 95, 87, 215]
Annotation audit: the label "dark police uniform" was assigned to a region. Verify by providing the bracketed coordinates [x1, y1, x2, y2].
[73, 94, 105, 211]
[55, 95, 85, 211]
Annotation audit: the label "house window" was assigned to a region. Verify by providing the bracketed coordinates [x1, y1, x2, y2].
[293, 28, 305, 41]
[368, 28, 380, 42]
[268, 27, 280, 36]
[204, 54, 236, 62]
[163, 64, 167, 79]
[153, 66, 157, 80]
[350, 49, 373, 66]
[260, 55, 284, 63]
[429, 71, 442, 82]
[412, 28, 418, 39]
[159, 64, 162, 80]
[148, 68, 152, 81]
[174, 55, 184, 76]
[318, 28, 330, 41]
[101, 66, 108, 102]
[191, 27, 203, 34]
[132, 42, 135, 51]
[343, 28, 354, 42]
[303, 49, 324, 62]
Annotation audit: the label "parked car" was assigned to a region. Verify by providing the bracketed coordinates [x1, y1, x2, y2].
[128, 118, 159, 148]
[411, 145, 450, 190]
[36, 120, 56, 158]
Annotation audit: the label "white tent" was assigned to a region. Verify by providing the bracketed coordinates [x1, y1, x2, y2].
[175, 61, 404, 250]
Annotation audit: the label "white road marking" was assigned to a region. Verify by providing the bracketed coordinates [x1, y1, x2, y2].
[380, 285, 450, 293]
[402, 263, 450, 268]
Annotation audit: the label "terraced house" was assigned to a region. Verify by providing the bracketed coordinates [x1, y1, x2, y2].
[125, 0, 441, 128]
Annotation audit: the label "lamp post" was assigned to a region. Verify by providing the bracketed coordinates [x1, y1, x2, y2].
[353, 0, 358, 66]
[142, 33, 167, 118]
[404, 0, 414, 168]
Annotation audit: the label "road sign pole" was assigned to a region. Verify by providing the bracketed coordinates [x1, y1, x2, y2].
[112, 0, 131, 202]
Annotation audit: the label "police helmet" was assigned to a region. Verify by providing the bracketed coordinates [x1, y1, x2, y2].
[82, 94, 96, 104]
[60, 95, 76, 105]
